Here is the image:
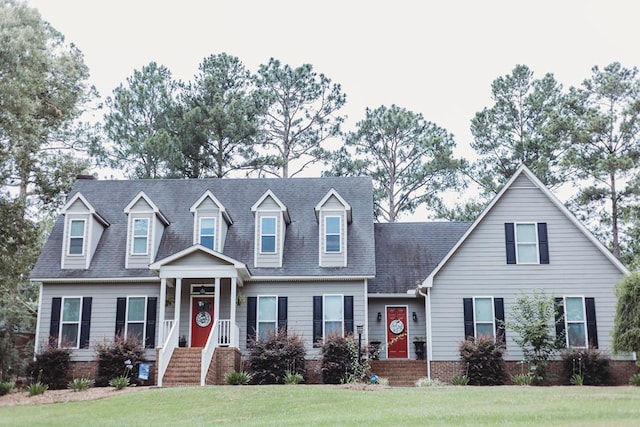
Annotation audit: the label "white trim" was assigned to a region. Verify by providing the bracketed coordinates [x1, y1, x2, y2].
[324, 215, 342, 254]
[197, 216, 216, 251]
[61, 193, 110, 227]
[256, 295, 278, 340]
[34, 282, 43, 357]
[251, 190, 290, 224]
[472, 296, 496, 341]
[563, 295, 588, 348]
[421, 165, 629, 288]
[514, 222, 539, 265]
[190, 190, 232, 224]
[368, 293, 418, 299]
[31, 277, 160, 283]
[131, 217, 150, 255]
[59, 296, 83, 349]
[259, 216, 278, 254]
[384, 304, 410, 359]
[315, 188, 352, 223]
[67, 218, 87, 257]
[124, 191, 169, 225]
[323, 294, 344, 339]
[124, 296, 148, 345]
[247, 275, 374, 282]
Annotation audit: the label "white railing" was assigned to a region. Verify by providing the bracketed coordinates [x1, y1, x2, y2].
[200, 319, 234, 385]
[157, 320, 178, 388]
[162, 320, 174, 345]
[217, 319, 232, 346]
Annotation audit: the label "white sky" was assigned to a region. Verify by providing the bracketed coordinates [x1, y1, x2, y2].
[24, 0, 640, 218]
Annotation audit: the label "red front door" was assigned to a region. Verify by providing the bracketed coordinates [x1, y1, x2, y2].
[191, 297, 214, 347]
[386, 306, 408, 358]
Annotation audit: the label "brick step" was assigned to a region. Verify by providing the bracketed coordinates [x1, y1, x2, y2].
[369, 360, 428, 387]
[163, 347, 203, 387]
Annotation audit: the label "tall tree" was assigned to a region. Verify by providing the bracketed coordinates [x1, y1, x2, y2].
[175, 53, 264, 178]
[326, 105, 463, 222]
[612, 272, 640, 362]
[101, 61, 180, 179]
[254, 58, 346, 178]
[565, 62, 640, 259]
[470, 65, 572, 196]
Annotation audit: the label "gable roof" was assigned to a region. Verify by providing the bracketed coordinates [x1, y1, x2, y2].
[31, 176, 375, 281]
[369, 221, 471, 294]
[420, 165, 629, 288]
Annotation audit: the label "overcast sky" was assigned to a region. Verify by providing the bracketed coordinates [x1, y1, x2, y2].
[23, 1, 640, 217]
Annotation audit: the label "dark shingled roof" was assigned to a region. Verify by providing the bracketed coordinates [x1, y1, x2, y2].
[31, 176, 376, 280]
[368, 222, 471, 294]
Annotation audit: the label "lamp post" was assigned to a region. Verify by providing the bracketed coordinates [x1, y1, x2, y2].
[356, 324, 364, 364]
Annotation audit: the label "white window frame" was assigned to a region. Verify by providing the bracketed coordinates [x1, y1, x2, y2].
[257, 295, 277, 340]
[515, 222, 539, 264]
[564, 296, 588, 348]
[260, 216, 277, 254]
[324, 216, 342, 254]
[323, 294, 344, 339]
[199, 217, 216, 250]
[473, 297, 495, 340]
[59, 296, 82, 349]
[67, 219, 86, 256]
[125, 296, 147, 344]
[131, 218, 149, 255]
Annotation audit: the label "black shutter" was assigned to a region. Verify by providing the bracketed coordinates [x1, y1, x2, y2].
[554, 297, 566, 347]
[313, 296, 322, 347]
[344, 296, 354, 335]
[463, 298, 474, 339]
[278, 297, 288, 334]
[505, 223, 516, 264]
[115, 297, 126, 337]
[494, 298, 506, 347]
[585, 297, 598, 349]
[145, 297, 157, 348]
[247, 297, 257, 345]
[49, 297, 62, 346]
[538, 222, 549, 264]
[79, 297, 92, 349]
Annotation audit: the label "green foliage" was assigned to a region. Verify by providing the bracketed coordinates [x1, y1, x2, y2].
[254, 58, 346, 178]
[0, 381, 13, 395]
[26, 345, 72, 390]
[511, 373, 533, 386]
[613, 272, 640, 359]
[326, 104, 464, 222]
[415, 378, 446, 387]
[561, 348, 611, 386]
[247, 330, 306, 385]
[507, 290, 562, 384]
[451, 375, 470, 386]
[108, 376, 130, 390]
[629, 373, 640, 386]
[69, 377, 93, 392]
[458, 336, 506, 385]
[283, 372, 304, 385]
[26, 381, 48, 396]
[95, 336, 145, 387]
[224, 370, 251, 385]
[320, 334, 360, 384]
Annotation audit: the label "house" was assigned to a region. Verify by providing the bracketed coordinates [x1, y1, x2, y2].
[30, 166, 635, 386]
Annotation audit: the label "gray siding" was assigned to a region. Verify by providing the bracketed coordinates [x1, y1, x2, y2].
[38, 282, 160, 362]
[368, 297, 427, 359]
[254, 211, 283, 268]
[430, 177, 626, 361]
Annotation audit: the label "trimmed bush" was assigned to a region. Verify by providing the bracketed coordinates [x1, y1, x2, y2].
[27, 382, 48, 396]
[69, 377, 93, 392]
[0, 382, 13, 396]
[458, 336, 506, 385]
[225, 371, 251, 385]
[109, 375, 130, 390]
[561, 348, 611, 386]
[26, 345, 72, 390]
[321, 334, 359, 384]
[247, 330, 306, 385]
[95, 336, 145, 387]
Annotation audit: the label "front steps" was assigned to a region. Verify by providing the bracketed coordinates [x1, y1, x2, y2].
[162, 347, 202, 386]
[369, 360, 428, 387]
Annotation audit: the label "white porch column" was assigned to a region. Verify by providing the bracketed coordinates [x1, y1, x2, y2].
[214, 277, 221, 320]
[175, 278, 182, 341]
[230, 277, 237, 346]
[158, 278, 167, 347]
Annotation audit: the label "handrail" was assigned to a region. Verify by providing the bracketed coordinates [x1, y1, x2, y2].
[201, 319, 220, 385]
[157, 320, 178, 387]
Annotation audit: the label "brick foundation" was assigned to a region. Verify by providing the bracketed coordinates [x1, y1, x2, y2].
[68, 360, 156, 386]
[206, 347, 242, 385]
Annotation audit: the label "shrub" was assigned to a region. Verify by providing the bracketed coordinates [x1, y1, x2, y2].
[451, 375, 469, 386]
[511, 373, 533, 386]
[247, 329, 306, 385]
[95, 336, 145, 387]
[27, 382, 48, 396]
[561, 348, 611, 386]
[109, 375, 130, 390]
[415, 377, 446, 387]
[321, 334, 360, 384]
[629, 373, 640, 386]
[283, 372, 304, 385]
[458, 336, 506, 385]
[69, 377, 93, 392]
[225, 371, 251, 385]
[26, 345, 72, 390]
[0, 382, 13, 396]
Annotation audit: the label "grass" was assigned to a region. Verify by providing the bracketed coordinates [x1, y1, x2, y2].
[1, 385, 639, 426]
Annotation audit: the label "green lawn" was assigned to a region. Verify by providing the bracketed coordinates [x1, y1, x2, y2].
[1, 385, 639, 426]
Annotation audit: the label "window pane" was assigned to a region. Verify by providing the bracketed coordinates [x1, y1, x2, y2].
[61, 324, 79, 347]
[476, 323, 494, 339]
[567, 323, 586, 347]
[325, 321, 342, 336]
[474, 298, 493, 322]
[326, 217, 340, 234]
[262, 217, 276, 235]
[134, 219, 148, 236]
[127, 323, 144, 342]
[261, 236, 276, 253]
[70, 220, 84, 237]
[258, 322, 276, 340]
[326, 235, 340, 253]
[200, 236, 214, 250]
[258, 297, 276, 322]
[62, 298, 81, 322]
[133, 237, 147, 254]
[69, 238, 83, 255]
[128, 297, 146, 322]
[201, 218, 215, 235]
[517, 244, 537, 263]
[565, 297, 584, 321]
[516, 224, 536, 242]
[324, 296, 342, 321]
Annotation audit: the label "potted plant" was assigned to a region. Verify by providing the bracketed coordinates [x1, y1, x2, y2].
[179, 335, 187, 347]
[368, 341, 382, 359]
[413, 336, 426, 360]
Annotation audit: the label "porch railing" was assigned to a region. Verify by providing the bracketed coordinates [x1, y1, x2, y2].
[200, 319, 235, 385]
[162, 320, 174, 345]
[157, 319, 178, 387]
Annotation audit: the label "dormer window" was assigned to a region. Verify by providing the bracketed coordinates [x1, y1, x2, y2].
[132, 218, 149, 255]
[199, 217, 216, 250]
[68, 220, 86, 256]
[260, 217, 277, 253]
[324, 216, 341, 253]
